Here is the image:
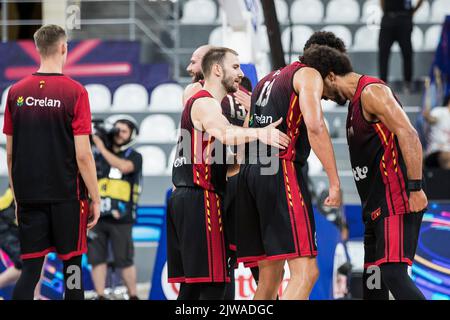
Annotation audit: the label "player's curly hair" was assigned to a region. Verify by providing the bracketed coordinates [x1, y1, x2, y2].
[303, 31, 347, 53]
[302, 45, 353, 79]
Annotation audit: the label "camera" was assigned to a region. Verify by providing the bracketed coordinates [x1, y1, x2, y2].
[91, 118, 119, 150]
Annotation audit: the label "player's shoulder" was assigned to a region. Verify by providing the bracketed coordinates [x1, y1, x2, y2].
[8, 74, 35, 92]
[59, 75, 87, 93]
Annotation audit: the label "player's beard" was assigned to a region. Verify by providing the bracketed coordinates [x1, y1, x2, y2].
[193, 72, 204, 83]
[331, 86, 347, 106]
[221, 71, 238, 93]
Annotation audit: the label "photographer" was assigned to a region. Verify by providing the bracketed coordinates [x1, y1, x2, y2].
[88, 115, 143, 300]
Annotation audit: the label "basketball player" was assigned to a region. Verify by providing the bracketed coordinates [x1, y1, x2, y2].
[302, 45, 427, 300]
[2, 25, 100, 300]
[167, 47, 290, 300]
[236, 54, 342, 300]
[183, 44, 213, 105]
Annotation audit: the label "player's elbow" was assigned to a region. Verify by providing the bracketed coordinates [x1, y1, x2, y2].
[76, 150, 93, 164]
[307, 120, 327, 136]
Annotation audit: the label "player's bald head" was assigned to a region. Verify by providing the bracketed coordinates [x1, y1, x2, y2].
[187, 45, 214, 82]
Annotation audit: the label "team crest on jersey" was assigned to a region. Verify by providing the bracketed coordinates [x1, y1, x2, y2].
[371, 208, 381, 221]
[39, 80, 45, 89]
[16, 96, 24, 106]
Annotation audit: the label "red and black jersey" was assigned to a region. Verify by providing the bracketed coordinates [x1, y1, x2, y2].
[249, 61, 310, 165]
[346, 75, 409, 219]
[172, 90, 228, 195]
[2, 73, 91, 203]
[221, 86, 249, 127]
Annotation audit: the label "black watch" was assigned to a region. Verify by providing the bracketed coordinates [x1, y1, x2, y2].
[407, 179, 423, 192]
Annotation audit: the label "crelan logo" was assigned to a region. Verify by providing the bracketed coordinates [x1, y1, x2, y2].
[16, 96, 61, 108]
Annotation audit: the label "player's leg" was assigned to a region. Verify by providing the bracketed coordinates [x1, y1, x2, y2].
[283, 256, 319, 300]
[199, 283, 227, 300]
[51, 200, 89, 300]
[12, 256, 45, 300]
[378, 17, 396, 82]
[362, 220, 389, 300]
[62, 255, 84, 300]
[380, 263, 425, 300]
[177, 283, 201, 300]
[379, 213, 425, 300]
[253, 259, 284, 300]
[87, 220, 109, 298]
[13, 203, 52, 300]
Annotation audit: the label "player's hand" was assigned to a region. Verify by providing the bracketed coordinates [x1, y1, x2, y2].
[87, 200, 100, 230]
[92, 135, 105, 151]
[409, 190, 428, 213]
[235, 90, 252, 111]
[258, 118, 290, 149]
[324, 186, 342, 208]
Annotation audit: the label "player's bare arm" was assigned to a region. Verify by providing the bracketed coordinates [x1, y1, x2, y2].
[75, 135, 101, 229]
[191, 97, 290, 149]
[361, 84, 428, 213]
[92, 135, 135, 174]
[294, 67, 341, 207]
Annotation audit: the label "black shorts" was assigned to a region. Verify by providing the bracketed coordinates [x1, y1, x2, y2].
[167, 187, 230, 284]
[17, 200, 88, 261]
[0, 210, 22, 269]
[87, 219, 134, 268]
[364, 211, 424, 268]
[236, 159, 317, 265]
[223, 174, 238, 252]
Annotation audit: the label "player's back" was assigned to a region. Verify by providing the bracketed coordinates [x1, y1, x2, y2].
[249, 61, 310, 165]
[3, 73, 91, 203]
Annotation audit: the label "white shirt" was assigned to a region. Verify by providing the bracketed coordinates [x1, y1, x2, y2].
[426, 107, 450, 155]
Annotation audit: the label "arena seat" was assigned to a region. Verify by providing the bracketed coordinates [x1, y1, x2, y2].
[258, 25, 270, 52]
[361, 0, 382, 24]
[321, 25, 353, 48]
[430, 0, 450, 23]
[352, 25, 379, 51]
[1, 86, 11, 114]
[282, 25, 315, 53]
[290, 0, 324, 24]
[112, 83, 149, 112]
[181, 0, 217, 24]
[0, 116, 5, 144]
[325, 0, 360, 24]
[0, 147, 7, 175]
[138, 114, 177, 143]
[136, 146, 167, 176]
[257, 0, 289, 24]
[208, 26, 233, 46]
[413, 0, 430, 23]
[424, 24, 443, 51]
[85, 84, 111, 112]
[149, 83, 183, 113]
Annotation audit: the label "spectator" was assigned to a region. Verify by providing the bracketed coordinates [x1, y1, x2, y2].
[424, 94, 450, 169]
[379, 0, 424, 92]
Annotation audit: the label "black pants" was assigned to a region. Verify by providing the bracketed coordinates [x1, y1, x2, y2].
[379, 14, 413, 83]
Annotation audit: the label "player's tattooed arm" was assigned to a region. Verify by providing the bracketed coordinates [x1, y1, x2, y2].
[361, 84, 423, 180]
[294, 67, 341, 207]
[361, 84, 427, 213]
[191, 97, 289, 149]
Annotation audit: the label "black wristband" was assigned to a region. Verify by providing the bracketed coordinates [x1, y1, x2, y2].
[407, 179, 423, 192]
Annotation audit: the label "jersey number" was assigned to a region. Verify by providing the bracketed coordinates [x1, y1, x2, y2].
[255, 78, 276, 107]
[228, 95, 247, 121]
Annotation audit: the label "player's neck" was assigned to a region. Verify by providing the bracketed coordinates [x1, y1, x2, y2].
[342, 72, 362, 101]
[37, 58, 63, 74]
[202, 81, 227, 102]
